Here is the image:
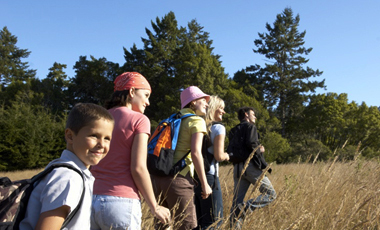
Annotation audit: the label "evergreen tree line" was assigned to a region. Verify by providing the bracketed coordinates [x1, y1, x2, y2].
[1, 8, 379, 171]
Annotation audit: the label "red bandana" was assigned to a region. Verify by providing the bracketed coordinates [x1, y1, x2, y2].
[114, 72, 151, 92]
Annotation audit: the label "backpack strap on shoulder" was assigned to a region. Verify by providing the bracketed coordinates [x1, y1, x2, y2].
[37, 164, 85, 229]
[211, 121, 224, 126]
[179, 113, 196, 119]
[170, 112, 197, 174]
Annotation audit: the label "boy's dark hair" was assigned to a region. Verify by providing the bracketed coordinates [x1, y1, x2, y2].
[238, 106, 255, 121]
[66, 103, 114, 134]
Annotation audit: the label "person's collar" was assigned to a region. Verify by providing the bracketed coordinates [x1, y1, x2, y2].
[61, 149, 92, 178]
[240, 120, 251, 125]
[180, 108, 196, 115]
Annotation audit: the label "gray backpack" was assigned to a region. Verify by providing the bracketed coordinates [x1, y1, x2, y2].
[0, 164, 85, 230]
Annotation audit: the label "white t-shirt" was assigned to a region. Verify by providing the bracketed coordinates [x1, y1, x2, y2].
[20, 150, 94, 230]
[207, 124, 226, 176]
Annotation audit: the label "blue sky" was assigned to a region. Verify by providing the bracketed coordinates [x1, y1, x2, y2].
[2, 0, 380, 107]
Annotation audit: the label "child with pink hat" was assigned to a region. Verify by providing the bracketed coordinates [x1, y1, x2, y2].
[151, 86, 212, 230]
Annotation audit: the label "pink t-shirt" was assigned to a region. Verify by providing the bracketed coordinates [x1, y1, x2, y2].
[91, 107, 150, 199]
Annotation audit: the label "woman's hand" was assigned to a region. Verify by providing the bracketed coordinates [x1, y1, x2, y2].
[201, 183, 212, 199]
[152, 205, 171, 224]
[224, 152, 230, 161]
[191, 132, 213, 199]
[131, 134, 171, 225]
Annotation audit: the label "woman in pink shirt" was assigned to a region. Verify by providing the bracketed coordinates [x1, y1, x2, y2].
[90, 72, 170, 230]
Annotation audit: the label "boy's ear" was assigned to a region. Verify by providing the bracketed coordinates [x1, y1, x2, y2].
[65, 128, 74, 144]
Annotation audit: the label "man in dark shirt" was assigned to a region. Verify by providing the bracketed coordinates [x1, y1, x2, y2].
[229, 107, 276, 229]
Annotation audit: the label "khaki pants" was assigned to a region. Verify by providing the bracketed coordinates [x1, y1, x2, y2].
[151, 173, 197, 230]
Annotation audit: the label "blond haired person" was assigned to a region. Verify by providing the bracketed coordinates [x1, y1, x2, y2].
[194, 95, 229, 230]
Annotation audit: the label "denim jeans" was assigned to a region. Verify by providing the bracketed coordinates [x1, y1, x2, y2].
[194, 174, 224, 230]
[230, 162, 276, 225]
[91, 195, 142, 230]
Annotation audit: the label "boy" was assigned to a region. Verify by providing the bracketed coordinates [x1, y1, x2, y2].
[20, 103, 114, 230]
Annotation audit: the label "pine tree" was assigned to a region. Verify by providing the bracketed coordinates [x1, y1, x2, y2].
[32, 62, 70, 114]
[251, 8, 325, 137]
[123, 11, 228, 123]
[0, 91, 65, 171]
[0, 26, 36, 90]
[68, 56, 120, 107]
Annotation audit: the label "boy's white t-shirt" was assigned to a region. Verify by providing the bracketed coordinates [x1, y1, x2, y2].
[19, 150, 94, 230]
[207, 124, 226, 176]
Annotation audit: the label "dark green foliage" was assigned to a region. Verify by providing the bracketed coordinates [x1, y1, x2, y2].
[31, 62, 70, 115]
[335, 145, 358, 161]
[250, 8, 325, 137]
[294, 93, 380, 155]
[233, 67, 266, 105]
[0, 92, 65, 171]
[123, 12, 229, 124]
[68, 56, 120, 107]
[0, 27, 66, 171]
[290, 139, 332, 163]
[1, 79, 43, 109]
[261, 131, 291, 164]
[361, 147, 380, 159]
[348, 103, 380, 152]
[0, 27, 36, 90]
[1, 10, 380, 170]
[0, 27, 37, 108]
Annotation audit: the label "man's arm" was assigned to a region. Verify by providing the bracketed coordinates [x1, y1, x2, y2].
[245, 124, 261, 153]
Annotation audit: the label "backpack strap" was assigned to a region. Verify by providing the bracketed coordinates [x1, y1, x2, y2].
[170, 111, 195, 120]
[180, 113, 196, 119]
[32, 164, 85, 229]
[170, 112, 197, 174]
[171, 150, 192, 175]
[211, 121, 224, 126]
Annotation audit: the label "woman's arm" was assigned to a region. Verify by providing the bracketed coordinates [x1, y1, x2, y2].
[213, 134, 230, 162]
[130, 133, 171, 224]
[35, 205, 69, 230]
[191, 132, 212, 199]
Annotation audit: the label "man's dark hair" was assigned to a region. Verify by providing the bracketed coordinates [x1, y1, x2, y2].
[66, 103, 114, 134]
[238, 106, 255, 121]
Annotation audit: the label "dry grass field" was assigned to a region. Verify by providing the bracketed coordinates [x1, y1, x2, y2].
[4, 159, 380, 229]
[141, 159, 380, 229]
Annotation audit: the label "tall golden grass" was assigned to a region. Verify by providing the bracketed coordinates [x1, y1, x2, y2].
[4, 158, 380, 229]
[141, 159, 380, 229]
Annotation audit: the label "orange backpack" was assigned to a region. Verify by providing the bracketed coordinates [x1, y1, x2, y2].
[147, 112, 195, 176]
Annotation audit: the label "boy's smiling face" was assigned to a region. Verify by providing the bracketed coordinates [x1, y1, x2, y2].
[65, 118, 114, 168]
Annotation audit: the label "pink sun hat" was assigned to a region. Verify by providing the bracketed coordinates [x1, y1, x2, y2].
[180, 86, 210, 109]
